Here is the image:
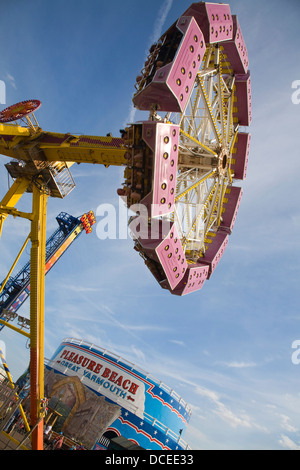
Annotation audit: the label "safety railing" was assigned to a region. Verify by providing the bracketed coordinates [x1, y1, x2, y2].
[48, 162, 76, 198]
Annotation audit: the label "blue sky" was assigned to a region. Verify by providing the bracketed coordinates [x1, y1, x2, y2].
[0, 0, 300, 450]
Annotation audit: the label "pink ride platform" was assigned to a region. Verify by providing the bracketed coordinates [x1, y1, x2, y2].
[131, 222, 188, 291]
[156, 225, 188, 291]
[133, 16, 206, 113]
[222, 16, 249, 74]
[231, 133, 251, 180]
[198, 231, 229, 278]
[141, 121, 179, 218]
[219, 186, 243, 234]
[173, 264, 209, 296]
[182, 2, 233, 43]
[234, 72, 252, 127]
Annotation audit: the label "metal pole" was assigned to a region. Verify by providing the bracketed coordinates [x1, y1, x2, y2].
[29, 183, 47, 450]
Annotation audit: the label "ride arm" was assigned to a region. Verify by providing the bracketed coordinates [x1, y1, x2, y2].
[0, 125, 127, 167]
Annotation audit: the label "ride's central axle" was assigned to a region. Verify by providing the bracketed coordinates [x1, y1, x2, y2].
[217, 147, 230, 177]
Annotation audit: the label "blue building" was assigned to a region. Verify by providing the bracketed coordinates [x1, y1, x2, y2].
[46, 338, 191, 450]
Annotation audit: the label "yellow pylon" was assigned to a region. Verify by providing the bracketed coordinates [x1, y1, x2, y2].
[29, 183, 47, 450]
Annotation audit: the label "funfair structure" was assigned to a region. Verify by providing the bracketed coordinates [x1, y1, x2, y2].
[0, 2, 251, 449]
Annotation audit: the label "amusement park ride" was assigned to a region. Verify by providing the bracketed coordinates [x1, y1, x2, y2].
[0, 3, 251, 450]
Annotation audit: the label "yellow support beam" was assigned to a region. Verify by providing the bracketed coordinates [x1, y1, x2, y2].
[0, 178, 31, 238]
[217, 60, 227, 144]
[0, 128, 127, 166]
[0, 319, 30, 338]
[0, 123, 31, 137]
[29, 183, 47, 451]
[38, 187, 47, 434]
[175, 170, 216, 202]
[40, 143, 126, 166]
[0, 206, 34, 221]
[197, 75, 221, 144]
[1, 431, 29, 450]
[180, 129, 217, 157]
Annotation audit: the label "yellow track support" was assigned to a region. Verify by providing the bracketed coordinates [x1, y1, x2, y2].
[197, 75, 221, 144]
[180, 129, 217, 157]
[217, 60, 226, 144]
[175, 170, 215, 202]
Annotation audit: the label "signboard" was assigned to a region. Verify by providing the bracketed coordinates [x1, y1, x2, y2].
[51, 344, 146, 418]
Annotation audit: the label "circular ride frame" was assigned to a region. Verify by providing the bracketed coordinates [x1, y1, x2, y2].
[129, 3, 251, 295]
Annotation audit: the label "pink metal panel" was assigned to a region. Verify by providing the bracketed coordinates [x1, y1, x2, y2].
[222, 16, 249, 74]
[130, 221, 187, 290]
[129, 214, 171, 252]
[163, 16, 206, 113]
[141, 122, 179, 218]
[155, 224, 188, 290]
[198, 231, 229, 277]
[129, 221, 157, 255]
[233, 72, 252, 126]
[173, 264, 209, 296]
[182, 2, 233, 43]
[133, 65, 176, 112]
[133, 17, 205, 112]
[231, 132, 251, 180]
[220, 186, 243, 234]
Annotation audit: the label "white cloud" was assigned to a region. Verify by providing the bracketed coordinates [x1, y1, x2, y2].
[279, 414, 298, 433]
[130, 345, 146, 364]
[125, 0, 173, 125]
[5, 73, 16, 90]
[223, 361, 257, 369]
[279, 434, 300, 450]
[194, 385, 252, 429]
[213, 402, 252, 429]
[0, 80, 5, 104]
[124, 324, 171, 333]
[148, 0, 173, 47]
[169, 339, 185, 347]
[65, 284, 102, 293]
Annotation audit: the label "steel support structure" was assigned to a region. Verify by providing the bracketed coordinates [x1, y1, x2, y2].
[0, 179, 47, 450]
[29, 184, 47, 450]
[0, 113, 126, 450]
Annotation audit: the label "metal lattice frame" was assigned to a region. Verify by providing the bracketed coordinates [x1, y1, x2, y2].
[164, 44, 237, 262]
